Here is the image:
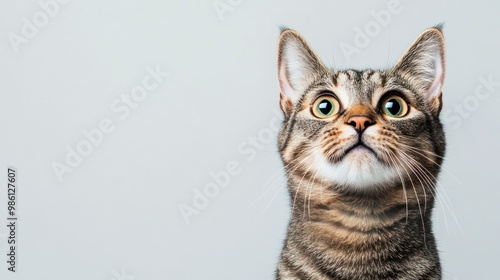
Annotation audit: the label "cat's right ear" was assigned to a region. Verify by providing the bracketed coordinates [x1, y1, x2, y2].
[277, 29, 327, 118]
[391, 26, 446, 116]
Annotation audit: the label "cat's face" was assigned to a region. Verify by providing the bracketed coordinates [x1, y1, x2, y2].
[277, 28, 446, 192]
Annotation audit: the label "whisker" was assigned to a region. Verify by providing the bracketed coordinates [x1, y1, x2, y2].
[399, 151, 450, 233]
[383, 149, 409, 223]
[392, 151, 427, 247]
[257, 156, 312, 217]
[398, 151, 428, 213]
[397, 141, 460, 184]
[253, 154, 310, 204]
[294, 154, 318, 216]
[398, 150, 462, 233]
[306, 156, 322, 220]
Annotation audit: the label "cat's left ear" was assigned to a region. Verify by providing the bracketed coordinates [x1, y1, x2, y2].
[277, 29, 328, 118]
[392, 26, 446, 116]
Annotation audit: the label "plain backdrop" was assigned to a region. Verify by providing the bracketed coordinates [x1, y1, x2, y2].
[0, 0, 499, 279]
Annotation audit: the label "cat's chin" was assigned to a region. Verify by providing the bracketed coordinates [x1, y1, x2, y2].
[314, 150, 398, 190]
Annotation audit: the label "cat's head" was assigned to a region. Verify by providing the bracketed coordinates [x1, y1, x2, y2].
[277, 27, 446, 193]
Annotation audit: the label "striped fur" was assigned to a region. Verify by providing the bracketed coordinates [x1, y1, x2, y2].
[275, 27, 446, 280]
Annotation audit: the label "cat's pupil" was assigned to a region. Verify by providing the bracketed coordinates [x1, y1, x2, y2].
[385, 99, 401, 115]
[318, 100, 332, 115]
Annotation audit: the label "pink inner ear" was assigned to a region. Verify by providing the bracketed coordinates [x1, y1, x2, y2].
[426, 50, 444, 100]
[427, 78, 443, 100]
[279, 63, 298, 104]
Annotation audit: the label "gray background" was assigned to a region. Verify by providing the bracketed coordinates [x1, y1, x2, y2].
[0, 0, 499, 279]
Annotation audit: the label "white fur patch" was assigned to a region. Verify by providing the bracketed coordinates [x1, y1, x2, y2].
[313, 151, 398, 190]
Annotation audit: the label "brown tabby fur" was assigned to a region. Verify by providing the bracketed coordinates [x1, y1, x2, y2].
[275, 26, 446, 280]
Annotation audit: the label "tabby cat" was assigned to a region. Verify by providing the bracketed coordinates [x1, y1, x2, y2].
[275, 26, 446, 280]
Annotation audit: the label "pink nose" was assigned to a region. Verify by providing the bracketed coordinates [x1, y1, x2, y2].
[346, 116, 375, 132]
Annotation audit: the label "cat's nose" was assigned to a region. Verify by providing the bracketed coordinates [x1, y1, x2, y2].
[346, 115, 375, 132]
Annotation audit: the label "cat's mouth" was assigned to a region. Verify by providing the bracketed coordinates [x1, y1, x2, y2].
[343, 142, 376, 157]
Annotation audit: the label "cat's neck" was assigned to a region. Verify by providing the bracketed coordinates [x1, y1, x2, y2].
[284, 181, 439, 273]
[288, 180, 434, 231]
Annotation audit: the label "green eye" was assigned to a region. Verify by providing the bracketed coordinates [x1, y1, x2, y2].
[312, 95, 340, 119]
[382, 95, 408, 118]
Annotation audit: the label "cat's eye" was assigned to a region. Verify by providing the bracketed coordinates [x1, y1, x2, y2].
[311, 95, 340, 119]
[381, 95, 408, 118]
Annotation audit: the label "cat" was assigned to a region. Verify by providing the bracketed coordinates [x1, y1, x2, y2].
[275, 26, 446, 280]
